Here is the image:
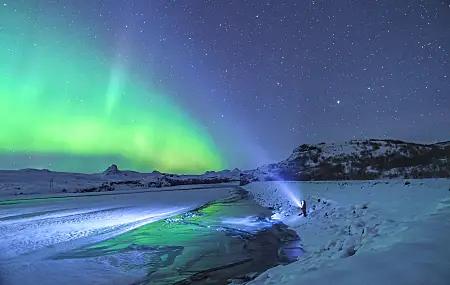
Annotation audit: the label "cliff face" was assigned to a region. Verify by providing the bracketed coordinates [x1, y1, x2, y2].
[243, 139, 450, 182]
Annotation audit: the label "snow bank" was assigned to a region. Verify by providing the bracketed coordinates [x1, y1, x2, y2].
[243, 179, 450, 285]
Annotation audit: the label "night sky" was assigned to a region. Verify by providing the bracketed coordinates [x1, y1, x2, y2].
[0, 0, 449, 173]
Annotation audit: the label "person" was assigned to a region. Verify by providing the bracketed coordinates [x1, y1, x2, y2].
[300, 200, 307, 217]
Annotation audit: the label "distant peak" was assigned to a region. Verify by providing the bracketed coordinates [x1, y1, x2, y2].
[103, 164, 121, 175]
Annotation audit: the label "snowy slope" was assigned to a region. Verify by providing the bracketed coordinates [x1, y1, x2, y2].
[243, 179, 450, 285]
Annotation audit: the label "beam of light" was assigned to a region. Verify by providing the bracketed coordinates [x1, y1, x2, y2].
[0, 7, 225, 174]
[271, 175, 303, 208]
[281, 183, 303, 208]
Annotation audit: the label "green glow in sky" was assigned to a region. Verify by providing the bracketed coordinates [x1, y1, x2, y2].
[0, 11, 225, 173]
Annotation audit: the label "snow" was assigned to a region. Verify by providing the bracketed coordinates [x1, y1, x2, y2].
[243, 179, 450, 285]
[0, 186, 232, 285]
[2, 166, 449, 284]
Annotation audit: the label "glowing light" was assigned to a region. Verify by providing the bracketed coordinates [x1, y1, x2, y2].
[273, 180, 303, 208]
[0, 9, 225, 173]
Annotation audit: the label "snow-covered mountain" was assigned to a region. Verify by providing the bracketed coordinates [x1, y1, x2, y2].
[242, 139, 450, 183]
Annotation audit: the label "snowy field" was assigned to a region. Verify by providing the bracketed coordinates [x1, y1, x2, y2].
[0, 187, 232, 285]
[244, 179, 450, 285]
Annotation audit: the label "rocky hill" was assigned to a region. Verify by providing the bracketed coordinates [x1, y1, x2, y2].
[242, 139, 450, 183]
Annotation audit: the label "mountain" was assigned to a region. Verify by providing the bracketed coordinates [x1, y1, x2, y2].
[101, 164, 150, 180]
[102, 164, 122, 176]
[242, 139, 450, 183]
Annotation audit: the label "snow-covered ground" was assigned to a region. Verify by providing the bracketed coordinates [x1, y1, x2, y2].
[243, 179, 450, 285]
[2, 173, 449, 285]
[0, 187, 232, 285]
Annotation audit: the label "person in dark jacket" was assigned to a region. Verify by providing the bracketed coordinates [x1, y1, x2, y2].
[300, 200, 307, 217]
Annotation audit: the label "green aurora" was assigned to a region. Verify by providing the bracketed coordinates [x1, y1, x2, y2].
[0, 10, 225, 173]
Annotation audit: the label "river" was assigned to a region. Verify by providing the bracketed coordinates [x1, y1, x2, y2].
[0, 186, 302, 284]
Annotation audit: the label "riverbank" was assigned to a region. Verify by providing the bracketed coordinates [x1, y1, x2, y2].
[243, 179, 450, 285]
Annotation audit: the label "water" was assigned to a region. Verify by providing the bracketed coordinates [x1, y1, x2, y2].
[53, 189, 302, 284]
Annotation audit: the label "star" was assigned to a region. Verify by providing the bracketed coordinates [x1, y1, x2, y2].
[0, 0, 447, 172]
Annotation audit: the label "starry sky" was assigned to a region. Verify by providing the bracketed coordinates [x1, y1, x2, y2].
[0, 0, 449, 173]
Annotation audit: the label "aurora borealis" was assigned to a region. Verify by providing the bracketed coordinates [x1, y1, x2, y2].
[0, 7, 225, 174]
[1, 0, 449, 173]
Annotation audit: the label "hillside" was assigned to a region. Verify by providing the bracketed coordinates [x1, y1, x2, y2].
[242, 139, 450, 183]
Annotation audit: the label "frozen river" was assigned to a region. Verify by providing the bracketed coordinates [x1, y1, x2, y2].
[0, 186, 232, 284]
[0, 186, 301, 284]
